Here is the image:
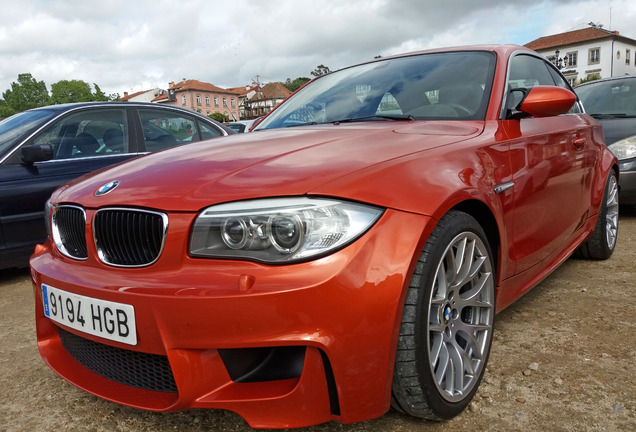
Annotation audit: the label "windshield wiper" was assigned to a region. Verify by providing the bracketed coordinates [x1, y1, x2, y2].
[332, 114, 415, 123]
[589, 113, 632, 119]
[283, 121, 319, 128]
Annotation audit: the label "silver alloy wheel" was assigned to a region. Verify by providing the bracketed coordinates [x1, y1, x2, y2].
[605, 174, 619, 250]
[427, 231, 495, 402]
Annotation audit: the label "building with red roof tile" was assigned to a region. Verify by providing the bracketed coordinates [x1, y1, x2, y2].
[242, 82, 292, 119]
[155, 79, 242, 121]
[525, 25, 636, 84]
[121, 88, 165, 103]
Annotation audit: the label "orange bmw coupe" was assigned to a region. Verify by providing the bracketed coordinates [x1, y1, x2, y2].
[31, 45, 618, 428]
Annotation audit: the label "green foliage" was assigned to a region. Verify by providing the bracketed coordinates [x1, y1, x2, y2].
[0, 99, 16, 118]
[50, 80, 118, 104]
[1, 74, 119, 113]
[50, 80, 94, 104]
[92, 84, 110, 101]
[576, 73, 602, 85]
[284, 77, 311, 92]
[2, 73, 50, 112]
[209, 112, 229, 122]
[310, 64, 331, 77]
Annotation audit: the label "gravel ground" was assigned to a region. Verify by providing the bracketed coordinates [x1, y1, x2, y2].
[1, 209, 635, 432]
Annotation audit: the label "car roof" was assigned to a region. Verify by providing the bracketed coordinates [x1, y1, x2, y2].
[25, 101, 235, 133]
[575, 75, 636, 88]
[28, 101, 203, 113]
[325, 44, 533, 73]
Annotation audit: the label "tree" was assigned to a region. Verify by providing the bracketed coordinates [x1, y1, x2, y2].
[50, 80, 94, 104]
[576, 73, 601, 86]
[310, 64, 331, 77]
[283, 77, 311, 92]
[209, 112, 229, 122]
[2, 73, 49, 112]
[92, 84, 110, 101]
[0, 99, 15, 118]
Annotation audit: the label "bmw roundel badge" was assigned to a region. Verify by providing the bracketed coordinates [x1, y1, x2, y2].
[95, 180, 120, 196]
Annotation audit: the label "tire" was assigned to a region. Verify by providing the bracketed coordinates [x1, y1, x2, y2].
[575, 171, 619, 260]
[392, 210, 495, 420]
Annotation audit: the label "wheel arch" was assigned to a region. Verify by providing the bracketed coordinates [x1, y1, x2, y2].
[449, 199, 500, 276]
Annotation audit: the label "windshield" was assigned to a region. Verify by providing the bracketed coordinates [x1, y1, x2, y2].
[256, 51, 496, 130]
[576, 78, 636, 117]
[0, 109, 58, 157]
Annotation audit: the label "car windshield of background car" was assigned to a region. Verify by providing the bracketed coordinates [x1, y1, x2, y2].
[0, 109, 57, 157]
[577, 79, 636, 118]
[255, 51, 496, 130]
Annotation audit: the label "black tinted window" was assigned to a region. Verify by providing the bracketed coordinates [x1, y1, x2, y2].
[577, 78, 636, 116]
[33, 109, 129, 160]
[138, 109, 199, 151]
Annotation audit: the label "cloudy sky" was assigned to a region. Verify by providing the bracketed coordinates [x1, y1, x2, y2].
[1, 0, 634, 97]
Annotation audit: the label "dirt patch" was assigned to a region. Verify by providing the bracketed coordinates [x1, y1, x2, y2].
[1, 210, 635, 432]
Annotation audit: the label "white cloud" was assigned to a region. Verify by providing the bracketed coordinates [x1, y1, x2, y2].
[0, 0, 634, 97]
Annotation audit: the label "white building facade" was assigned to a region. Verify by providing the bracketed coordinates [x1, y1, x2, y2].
[525, 26, 636, 85]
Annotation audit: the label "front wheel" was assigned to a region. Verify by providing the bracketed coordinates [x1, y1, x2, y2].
[575, 170, 619, 260]
[392, 211, 495, 420]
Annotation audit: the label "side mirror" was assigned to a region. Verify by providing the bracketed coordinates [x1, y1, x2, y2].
[20, 143, 54, 164]
[517, 86, 577, 118]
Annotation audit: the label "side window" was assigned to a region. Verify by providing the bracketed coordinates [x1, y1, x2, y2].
[198, 120, 223, 140]
[138, 109, 198, 152]
[506, 54, 556, 113]
[547, 66, 582, 114]
[32, 109, 128, 160]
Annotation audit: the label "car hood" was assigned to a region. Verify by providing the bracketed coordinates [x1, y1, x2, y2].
[593, 117, 636, 145]
[54, 122, 483, 211]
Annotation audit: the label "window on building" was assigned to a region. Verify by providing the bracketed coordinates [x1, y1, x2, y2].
[627, 49, 631, 66]
[196, 95, 202, 105]
[205, 95, 210, 106]
[231, 98, 236, 108]
[181, 95, 186, 106]
[588, 48, 600, 65]
[223, 97, 227, 108]
[566, 51, 577, 67]
[214, 96, 219, 107]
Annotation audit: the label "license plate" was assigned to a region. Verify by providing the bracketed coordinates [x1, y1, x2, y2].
[42, 284, 137, 346]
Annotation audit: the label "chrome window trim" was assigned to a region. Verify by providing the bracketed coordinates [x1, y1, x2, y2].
[32, 153, 136, 164]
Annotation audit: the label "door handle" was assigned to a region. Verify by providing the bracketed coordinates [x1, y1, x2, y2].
[572, 137, 586, 149]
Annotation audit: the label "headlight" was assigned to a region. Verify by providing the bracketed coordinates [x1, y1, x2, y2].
[608, 135, 636, 160]
[189, 197, 384, 263]
[44, 199, 53, 238]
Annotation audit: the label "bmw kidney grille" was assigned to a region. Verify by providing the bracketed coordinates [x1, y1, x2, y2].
[53, 206, 168, 267]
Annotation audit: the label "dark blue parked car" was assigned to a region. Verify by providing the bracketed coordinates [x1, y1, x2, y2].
[0, 102, 233, 269]
[576, 76, 636, 206]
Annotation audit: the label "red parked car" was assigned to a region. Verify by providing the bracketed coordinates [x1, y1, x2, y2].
[30, 45, 618, 428]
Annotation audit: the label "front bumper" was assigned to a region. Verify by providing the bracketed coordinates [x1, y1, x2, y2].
[618, 159, 636, 205]
[30, 209, 431, 428]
